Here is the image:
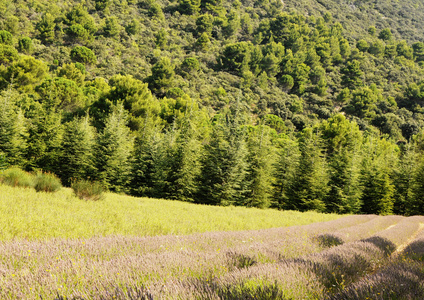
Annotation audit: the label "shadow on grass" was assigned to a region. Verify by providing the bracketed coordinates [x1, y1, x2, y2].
[313, 234, 344, 248]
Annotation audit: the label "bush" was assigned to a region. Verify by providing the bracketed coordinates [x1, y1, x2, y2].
[70, 46, 97, 65]
[0, 167, 34, 188]
[34, 172, 62, 192]
[72, 179, 104, 201]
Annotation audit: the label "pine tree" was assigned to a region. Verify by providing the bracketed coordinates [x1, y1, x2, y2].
[359, 137, 397, 215]
[320, 114, 363, 213]
[272, 136, 300, 209]
[287, 127, 329, 212]
[197, 105, 249, 206]
[393, 143, 417, 215]
[60, 115, 96, 186]
[244, 125, 276, 208]
[0, 90, 28, 167]
[26, 103, 63, 172]
[96, 103, 134, 193]
[407, 157, 424, 215]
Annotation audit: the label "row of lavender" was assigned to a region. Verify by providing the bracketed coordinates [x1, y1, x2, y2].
[0, 215, 423, 299]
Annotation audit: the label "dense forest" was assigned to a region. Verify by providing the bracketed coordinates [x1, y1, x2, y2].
[2, 0, 424, 215]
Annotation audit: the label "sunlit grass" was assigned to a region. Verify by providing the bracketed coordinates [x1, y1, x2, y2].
[0, 184, 341, 240]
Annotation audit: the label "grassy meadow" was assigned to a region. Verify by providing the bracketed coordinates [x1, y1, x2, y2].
[2, 184, 424, 299]
[0, 185, 341, 240]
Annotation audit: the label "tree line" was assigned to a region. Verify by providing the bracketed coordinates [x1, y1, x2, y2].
[1, 0, 424, 215]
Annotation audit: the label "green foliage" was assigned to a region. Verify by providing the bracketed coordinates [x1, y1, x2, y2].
[70, 46, 97, 65]
[287, 127, 328, 212]
[96, 103, 134, 193]
[36, 77, 85, 113]
[221, 42, 251, 74]
[0, 44, 18, 65]
[1, 0, 424, 216]
[17, 37, 33, 54]
[34, 172, 62, 193]
[71, 179, 104, 201]
[179, 0, 201, 15]
[60, 116, 96, 186]
[198, 106, 249, 206]
[196, 14, 214, 36]
[66, 24, 90, 43]
[57, 63, 86, 85]
[65, 5, 96, 34]
[0, 30, 13, 45]
[103, 17, 121, 37]
[341, 60, 363, 89]
[3, 56, 48, 92]
[146, 57, 175, 97]
[0, 167, 34, 188]
[36, 13, 55, 43]
[244, 126, 275, 208]
[360, 137, 397, 215]
[378, 28, 393, 41]
[320, 115, 363, 213]
[95, 0, 109, 11]
[0, 91, 28, 167]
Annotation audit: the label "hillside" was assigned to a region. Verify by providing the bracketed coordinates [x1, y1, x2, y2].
[283, 0, 424, 43]
[1, 0, 424, 215]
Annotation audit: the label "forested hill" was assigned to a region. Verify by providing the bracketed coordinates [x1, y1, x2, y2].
[282, 0, 424, 43]
[2, 0, 424, 216]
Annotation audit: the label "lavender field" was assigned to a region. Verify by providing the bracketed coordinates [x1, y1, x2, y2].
[1, 214, 424, 299]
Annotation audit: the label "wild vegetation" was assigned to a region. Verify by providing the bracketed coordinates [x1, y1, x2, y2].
[0, 206, 422, 299]
[1, 0, 424, 214]
[0, 184, 340, 240]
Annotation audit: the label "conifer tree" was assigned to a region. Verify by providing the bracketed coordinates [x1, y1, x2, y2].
[407, 157, 424, 215]
[287, 127, 328, 212]
[197, 104, 249, 206]
[272, 136, 300, 209]
[0, 90, 27, 167]
[320, 114, 363, 213]
[96, 103, 134, 193]
[359, 137, 397, 215]
[26, 102, 63, 172]
[393, 143, 417, 215]
[60, 115, 96, 186]
[243, 125, 276, 208]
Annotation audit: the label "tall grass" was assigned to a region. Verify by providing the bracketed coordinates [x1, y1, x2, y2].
[0, 184, 342, 240]
[0, 167, 34, 188]
[34, 172, 62, 192]
[71, 179, 104, 201]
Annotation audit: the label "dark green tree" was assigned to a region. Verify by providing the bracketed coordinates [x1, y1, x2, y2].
[197, 105, 249, 206]
[146, 57, 175, 97]
[359, 137, 397, 215]
[286, 127, 328, 212]
[320, 114, 363, 213]
[0, 89, 28, 167]
[36, 13, 55, 43]
[96, 103, 134, 193]
[0, 30, 13, 45]
[244, 125, 276, 208]
[341, 60, 363, 89]
[70, 46, 97, 65]
[60, 115, 96, 186]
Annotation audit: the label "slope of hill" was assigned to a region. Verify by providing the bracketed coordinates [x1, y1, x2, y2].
[283, 0, 424, 43]
[1, 0, 424, 214]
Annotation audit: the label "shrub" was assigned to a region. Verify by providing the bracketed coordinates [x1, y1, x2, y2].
[72, 179, 104, 201]
[0, 167, 34, 188]
[34, 172, 62, 192]
[70, 46, 97, 65]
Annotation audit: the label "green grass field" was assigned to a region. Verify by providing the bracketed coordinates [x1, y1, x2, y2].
[0, 184, 341, 240]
